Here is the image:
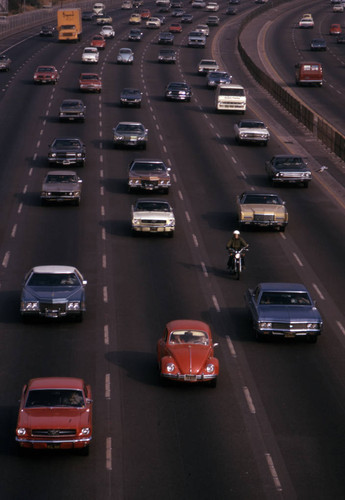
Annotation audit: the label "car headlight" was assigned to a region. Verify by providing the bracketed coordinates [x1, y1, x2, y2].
[166, 362, 175, 372]
[206, 363, 215, 373]
[16, 427, 27, 436]
[80, 427, 90, 435]
[115, 135, 124, 140]
[307, 323, 318, 329]
[50, 153, 56, 158]
[132, 218, 141, 226]
[77, 153, 82, 157]
[67, 302, 81, 311]
[22, 301, 39, 311]
[258, 321, 272, 329]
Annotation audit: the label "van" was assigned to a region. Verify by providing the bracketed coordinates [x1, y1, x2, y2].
[215, 84, 246, 112]
[295, 61, 323, 86]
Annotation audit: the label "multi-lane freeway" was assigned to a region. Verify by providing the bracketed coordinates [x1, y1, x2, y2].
[0, 0, 345, 499]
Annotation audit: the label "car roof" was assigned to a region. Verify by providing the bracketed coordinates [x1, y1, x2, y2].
[166, 319, 212, 334]
[28, 377, 85, 390]
[257, 283, 309, 292]
[116, 121, 144, 126]
[31, 265, 78, 274]
[46, 170, 78, 176]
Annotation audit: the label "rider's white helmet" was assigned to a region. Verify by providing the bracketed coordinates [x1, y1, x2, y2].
[233, 230, 240, 235]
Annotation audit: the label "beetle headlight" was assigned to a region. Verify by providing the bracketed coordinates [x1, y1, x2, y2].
[16, 427, 27, 436]
[206, 364, 215, 373]
[80, 427, 90, 435]
[166, 362, 175, 372]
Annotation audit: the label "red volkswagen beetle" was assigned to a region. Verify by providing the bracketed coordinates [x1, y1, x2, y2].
[157, 319, 219, 387]
[91, 34, 106, 49]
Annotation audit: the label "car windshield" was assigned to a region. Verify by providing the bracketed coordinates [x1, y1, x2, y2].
[259, 292, 311, 306]
[81, 74, 99, 80]
[84, 48, 96, 53]
[169, 330, 209, 345]
[116, 124, 144, 133]
[274, 157, 304, 168]
[61, 101, 82, 109]
[122, 88, 140, 95]
[131, 162, 165, 172]
[46, 174, 77, 183]
[219, 88, 244, 96]
[52, 140, 82, 149]
[240, 121, 265, 128]
[135, 201, 170, 211]
[0, 55, 8, 61]
[243, 195, 280, 204]
[37, 67, 54, 72]
[27, 272, 80, 286]
[120, 49, 132, 54]
[25, 389, 85, 408]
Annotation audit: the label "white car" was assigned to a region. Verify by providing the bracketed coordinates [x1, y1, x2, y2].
[93, 2, 105, 14]
[146, 17, 161, 28]
[206, 2, 219, 11]
[192, 0, 206, 7]
[117, 48, 134, 64]
[131, 199, 175, 236]
[234, 119, 270, 145]
[82, 47, 99, 63]
[100, 25, 115, 38]
[298, 15, 314, 28]
[122, 0, 133, 8]
[333, 2, 344, 12]
[195, 24, 210, 36]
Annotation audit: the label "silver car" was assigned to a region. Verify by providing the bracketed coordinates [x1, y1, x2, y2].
[82, 47, 99, 63]
[20, 265, 87, 321]
[113, 122, 148, 149]
[246, 282, 323, 343]
[234, 119, 270, 145]
[117, 48, 134, 64]
[41, 170, 82, 205]
[131, 199, 175, 236]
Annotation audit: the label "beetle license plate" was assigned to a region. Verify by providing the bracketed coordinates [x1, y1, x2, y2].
[47, 443, 61, 449]
[185, 375, 197, 381]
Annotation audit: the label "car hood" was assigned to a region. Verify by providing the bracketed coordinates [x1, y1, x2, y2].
[257, 305, 322, 322]
[23, 286, 82, 301]
[18, 407, 89, 428]
[130, 170, 168, 179]
[42, 182, 80, 191]
[133, 210, 173, 219]
[238, 127, 268, 134]
[167, 345, 212, 373]
[241, 204, 285, 215]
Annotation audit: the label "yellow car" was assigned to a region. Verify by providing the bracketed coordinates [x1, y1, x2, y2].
[129, 13, 141, 24]
[237, 192, 288, 232]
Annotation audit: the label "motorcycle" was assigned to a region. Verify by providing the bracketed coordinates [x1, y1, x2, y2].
[227, 247, 248, 280]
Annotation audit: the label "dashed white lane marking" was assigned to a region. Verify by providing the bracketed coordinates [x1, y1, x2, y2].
[106, 437, 112, 470]
[103, 286, 108, 303]
[101, 206, 105, 216]
[265, 453, 282, 492]
[185, 211, 191, 222]
[192, 234, 198, 247]
[2, 251, 10, 268]
[102, 228, 106, 240]
[292, 252, 303, 267]
[178, 190, 183, 200]
[201, 261, 208, 277]
[104, 324, 109, 345]
[212, 294, 220, 312]
[226, 335, 237, 358]
[18, 203, 23, 214]
[336, 321, 345, 336]
[312, 283, 325, 300]
[102, 254, 107, 269]
[105, 373, 111, 399]
[243, 386, 256, 414]
[11, 225, 17, 238]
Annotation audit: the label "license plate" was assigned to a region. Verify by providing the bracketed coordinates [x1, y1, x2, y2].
[185, 374, 197, 381]
[47, 443, 60, 449]
[284, 333, 295, 338]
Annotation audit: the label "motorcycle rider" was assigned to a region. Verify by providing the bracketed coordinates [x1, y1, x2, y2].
[226, 230, 248, 271]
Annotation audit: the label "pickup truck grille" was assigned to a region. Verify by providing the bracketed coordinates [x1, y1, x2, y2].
[141, 219, 167, 225]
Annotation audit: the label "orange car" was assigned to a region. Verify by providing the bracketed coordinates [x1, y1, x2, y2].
[79, 72, 102, 92]
[330, 23, 342, 35]
[169, 22, 182, 33]
[157, 319, 219, 386]
[91, 34, 106, 49]
[140, 8, 151, 19]
[16, 377, 93, 454]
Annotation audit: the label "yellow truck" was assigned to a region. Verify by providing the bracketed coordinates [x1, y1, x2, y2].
[57, 8, 82, 42]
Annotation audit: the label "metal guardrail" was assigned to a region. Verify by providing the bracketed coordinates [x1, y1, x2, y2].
[238, 0, 345, 162]
[0, 1, 118, 39]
